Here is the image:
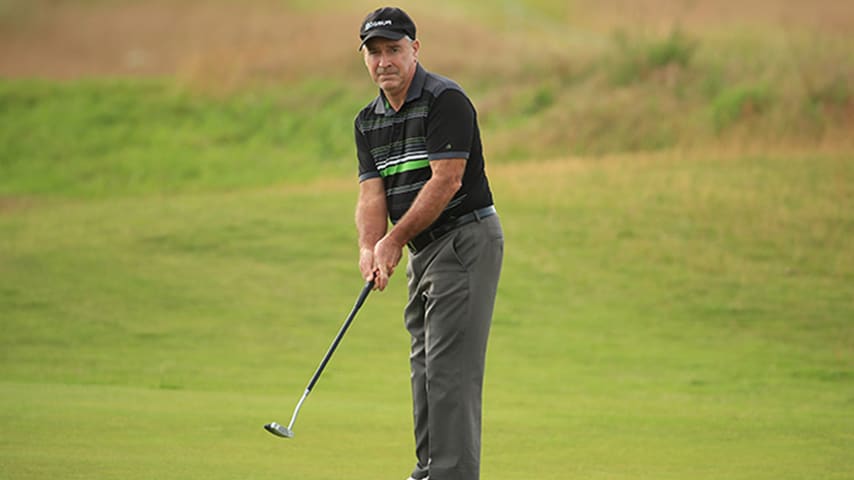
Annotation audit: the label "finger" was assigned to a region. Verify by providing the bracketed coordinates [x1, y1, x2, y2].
[360, 261, 374, 281]
[371, 268, 382, 290]
[376, 267, 389, 291]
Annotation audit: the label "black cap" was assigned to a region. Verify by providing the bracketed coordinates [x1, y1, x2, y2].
[359, 7, 416, 50]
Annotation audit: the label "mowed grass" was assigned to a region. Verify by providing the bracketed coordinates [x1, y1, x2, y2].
[2, 152, 852, 479]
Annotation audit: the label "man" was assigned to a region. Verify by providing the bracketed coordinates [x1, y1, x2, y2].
[353, 7, 504, 480]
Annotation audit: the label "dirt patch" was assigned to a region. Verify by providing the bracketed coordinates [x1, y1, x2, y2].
[0, 1, 364, 80]
[3, 0, 849, 81]
[0, 1, 515, 82]
[0, 195, 38, 214]
[570, 0, 854, 33]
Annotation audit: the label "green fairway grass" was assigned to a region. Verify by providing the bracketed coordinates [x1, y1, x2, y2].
[2, 152, 852, 479]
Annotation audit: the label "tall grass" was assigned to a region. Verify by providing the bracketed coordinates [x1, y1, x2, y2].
[1, 0, 851, 166]
[0, 79, 371, 197]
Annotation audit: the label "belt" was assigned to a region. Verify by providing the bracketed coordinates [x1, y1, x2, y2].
[407, 205, 497, 254]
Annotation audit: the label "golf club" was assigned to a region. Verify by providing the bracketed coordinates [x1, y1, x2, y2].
[264, 279, 375, 439]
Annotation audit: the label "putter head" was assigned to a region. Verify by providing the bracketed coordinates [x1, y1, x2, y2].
[264, 422, 294, 438]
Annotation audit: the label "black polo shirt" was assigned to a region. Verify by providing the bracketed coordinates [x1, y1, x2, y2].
[355, 64, 494, 226]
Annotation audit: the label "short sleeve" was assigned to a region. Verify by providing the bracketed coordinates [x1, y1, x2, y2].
[426, 90, 474, 161]
[355, 118, 380, 182]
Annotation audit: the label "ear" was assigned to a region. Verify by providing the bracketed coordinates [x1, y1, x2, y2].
[412, 39, 421, 60]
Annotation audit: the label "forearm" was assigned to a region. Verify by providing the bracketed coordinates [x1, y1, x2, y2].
[355, 181, 388, 251]
[356, 201, 387, 251]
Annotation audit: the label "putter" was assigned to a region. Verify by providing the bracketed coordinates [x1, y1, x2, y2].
[264, 279, 374, 439]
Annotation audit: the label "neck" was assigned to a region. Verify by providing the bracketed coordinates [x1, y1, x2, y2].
[384, 64, 418, 112]
[385, 91, 406, 112]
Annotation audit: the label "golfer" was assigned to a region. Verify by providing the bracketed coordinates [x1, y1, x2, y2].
[353, 7, 504, 480]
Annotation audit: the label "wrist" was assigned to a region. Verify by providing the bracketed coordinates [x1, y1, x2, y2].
[384, 230, 408, 249]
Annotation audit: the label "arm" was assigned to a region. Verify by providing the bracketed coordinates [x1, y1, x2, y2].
[355, 177, 388, 285]
[372, 158, 465, 290]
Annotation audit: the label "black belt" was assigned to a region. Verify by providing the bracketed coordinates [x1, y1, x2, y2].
[407, 205, 497, 254]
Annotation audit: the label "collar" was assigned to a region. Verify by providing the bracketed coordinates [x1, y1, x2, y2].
[373, 63, 427, 116]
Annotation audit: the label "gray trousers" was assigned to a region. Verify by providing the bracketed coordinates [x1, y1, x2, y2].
[405, 214, 503, 480]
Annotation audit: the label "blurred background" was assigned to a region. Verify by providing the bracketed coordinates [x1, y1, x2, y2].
[1, 0, 851, 185]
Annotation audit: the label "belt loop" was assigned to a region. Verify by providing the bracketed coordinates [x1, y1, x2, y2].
[473, 208, 482, 222]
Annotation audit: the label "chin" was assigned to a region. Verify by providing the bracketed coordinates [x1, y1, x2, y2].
[379, 80, 399, 90]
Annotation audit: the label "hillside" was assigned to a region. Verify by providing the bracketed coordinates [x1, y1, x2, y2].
[1, 0, 852, 199]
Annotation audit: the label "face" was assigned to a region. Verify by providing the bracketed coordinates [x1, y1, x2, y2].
[362, 36, 420, 98]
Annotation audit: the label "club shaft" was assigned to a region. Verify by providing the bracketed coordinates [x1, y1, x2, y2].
[287, 389, 309, 431]
[305, 280, 374, 392]
[267, 280, 374, 438]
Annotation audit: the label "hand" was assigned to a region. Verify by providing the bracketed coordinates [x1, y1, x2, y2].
[372, 234, 403, 291]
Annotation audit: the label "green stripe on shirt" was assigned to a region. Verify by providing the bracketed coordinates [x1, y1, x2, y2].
[380, 159, 430, 177]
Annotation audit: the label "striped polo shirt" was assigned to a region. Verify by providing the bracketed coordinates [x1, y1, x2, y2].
[355, 64, 494, 226]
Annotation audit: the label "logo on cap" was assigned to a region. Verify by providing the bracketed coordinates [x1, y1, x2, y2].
[365, 19, 392, 31]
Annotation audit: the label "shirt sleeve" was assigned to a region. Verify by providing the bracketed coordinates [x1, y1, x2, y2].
[426, 89, 474, 161]
[355, 118, 380, 182]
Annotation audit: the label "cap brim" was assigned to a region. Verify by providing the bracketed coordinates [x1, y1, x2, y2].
[359, 29, 406, 50]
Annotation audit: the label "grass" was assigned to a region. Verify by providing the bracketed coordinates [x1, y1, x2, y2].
[0, 79, 370, 197]
[711, 83, 775, 132]
[1, 62, 849, 200]
[2, 152, 852, 479]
